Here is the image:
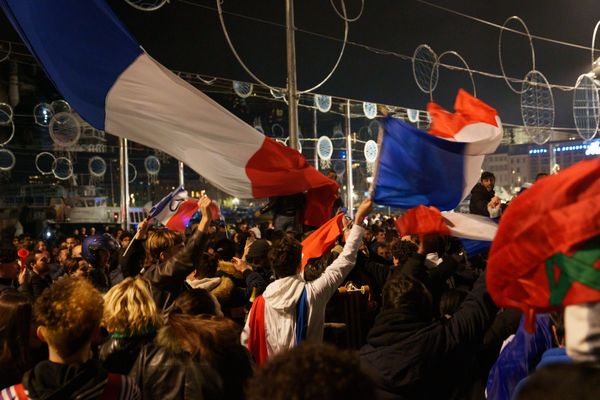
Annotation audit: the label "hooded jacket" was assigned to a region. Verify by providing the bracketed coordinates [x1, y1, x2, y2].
[359, 272, 497, 400]
[241, 224, 364, 357]
[0, 359, 140, 400]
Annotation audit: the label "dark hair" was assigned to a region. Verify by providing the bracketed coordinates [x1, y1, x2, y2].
[382, 274, 433, 320]
[439, 289, 467, 318]
[268, 236, 302, 279]
[0, 290, 32, 379]
[246, 343, 376, 400]
[535, 172, 549, 182]
[374, 242, 388, 252]
[63, 257, 80, 275]
[390, 239, 418, 266]
[480, 171, 495, 181]
[515, 363, 600, 400]
[172, 289, 218, 316]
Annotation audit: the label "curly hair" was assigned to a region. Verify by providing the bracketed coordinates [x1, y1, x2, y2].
[102, 277, 162, 336]
[34, 277, 104, 358]
[246, 343, 376, 400]
[382, 274, 432, 320]
[144, 228, 184, 267]
[391, 239, 418, 266]
[268, 236, 302, 279]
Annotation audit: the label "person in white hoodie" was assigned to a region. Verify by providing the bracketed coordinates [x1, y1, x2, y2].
[239, 198, 373, 364]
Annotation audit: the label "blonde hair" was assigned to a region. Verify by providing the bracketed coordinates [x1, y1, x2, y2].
[34, 277, 103, 358]
[103, 277, 162, 336]
[144, 228, 184, 267]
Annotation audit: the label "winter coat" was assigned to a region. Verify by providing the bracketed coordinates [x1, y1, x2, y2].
[99, 333, 155, 375]
[241, 224, 365, 357]
[469, 183, 495, 217]
[1, 359, 140, 400]
[359, 272, 497, 400]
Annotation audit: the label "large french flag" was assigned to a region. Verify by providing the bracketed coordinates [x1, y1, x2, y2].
[0, 1, 337, 227]
[372, 90, 502, 210]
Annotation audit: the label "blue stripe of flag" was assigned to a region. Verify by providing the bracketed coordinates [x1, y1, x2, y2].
[0, 0, 143, 129]
[373, 117, 466, 210]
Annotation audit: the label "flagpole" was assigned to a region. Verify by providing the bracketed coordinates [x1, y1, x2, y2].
[178, 161, 185, 187]
[285, 0, 299, 150]
[345, 99, 354, 219]
[313, 107, 318, 170]
[119, 137, 130, 231]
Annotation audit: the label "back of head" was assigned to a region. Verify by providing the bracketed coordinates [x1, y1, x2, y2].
[171, 288, 220, 316]
[391, 239, 418, 266]
[268, 236, 302, 279]
[145, 228, 184, 266]
[382, 274, 433, 320]
[0, 290, 31, 367]
[35, 277, 104, 359]
[246, 343, 376, 400]
[103, 277, 162, 336]
[515, 363, 600, 400]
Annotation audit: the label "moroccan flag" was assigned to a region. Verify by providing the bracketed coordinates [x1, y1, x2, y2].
[301, 213, 345, 270]
[487, 158, 600, 332]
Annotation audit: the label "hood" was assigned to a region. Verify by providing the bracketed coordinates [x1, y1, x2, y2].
[24, 359, 108, 400]
[263, 275, 305, 311]
[187, 276, 221, 291]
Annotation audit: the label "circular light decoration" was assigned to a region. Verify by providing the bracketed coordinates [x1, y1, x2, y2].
[521, 70, 554, 145]
[0, 148, 15, 171]
[412, 44, 439, 94]
[363, 140, 378, 163]
[314, 94, 332, 113]
[128, 162, 137, 183]
[49, 112, 81, 147]
[50, 99, 72, 114]
[284, 134, 303, 153]
[144, 155, 161, 175]
[271, 123, 285, 138]
[270, 88, 286, 100]
[317, 136, 334, 160]
[88, 156, 107, 178]
[35, 152, 56, 175]
[33, 103, 54, 127]
[0, 103, 13, 123]
[431, 51, 476, 101]
[368, 120, 380, 138]
[125, 0, 167, 11]
[52, 157, 73, 180]
[233, 81, 253, 98]
[363, 102, 377, 119]
[499, 16, 535, 95]
[407, 108, 420, 123]
[573, 74, 600, 141]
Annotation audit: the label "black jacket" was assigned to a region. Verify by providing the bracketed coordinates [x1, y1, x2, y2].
[130, 343, 223, 400]
[469, 183, 494, 217]
[359, 272, 497, 400]
[131, 229, 209, 311]
[259, 194, 305, 217]
[99, 333, 155, 375]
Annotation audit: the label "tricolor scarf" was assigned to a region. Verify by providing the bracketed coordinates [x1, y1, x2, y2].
[247, 287, 308, 366]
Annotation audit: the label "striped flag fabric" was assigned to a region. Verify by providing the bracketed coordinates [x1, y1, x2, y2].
[148, 186, 198, 233]
[372, 89, 502, 210]
[0, 1, 337, 227]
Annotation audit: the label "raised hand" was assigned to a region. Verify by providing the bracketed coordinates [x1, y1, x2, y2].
[354, 198, 373, 226]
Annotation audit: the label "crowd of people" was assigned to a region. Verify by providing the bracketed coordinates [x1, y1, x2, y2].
[0, 170, 598, 400]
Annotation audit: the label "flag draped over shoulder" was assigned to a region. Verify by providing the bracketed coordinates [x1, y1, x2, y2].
[372, 89, 502, 210]
[487, 159, 600, 332]
[0, 0, 336, 227]
[301, 213, 345, 270]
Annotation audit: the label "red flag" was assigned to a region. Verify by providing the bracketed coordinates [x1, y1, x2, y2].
[395, 205, 451, 237]
[487, 159, 600, 332]
[301, 213, 345, 270]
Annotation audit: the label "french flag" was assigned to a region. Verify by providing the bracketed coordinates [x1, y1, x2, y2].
[148, 186, 198, 233]
[0, 1, 337, 227]
[372, 90, 502, 210]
